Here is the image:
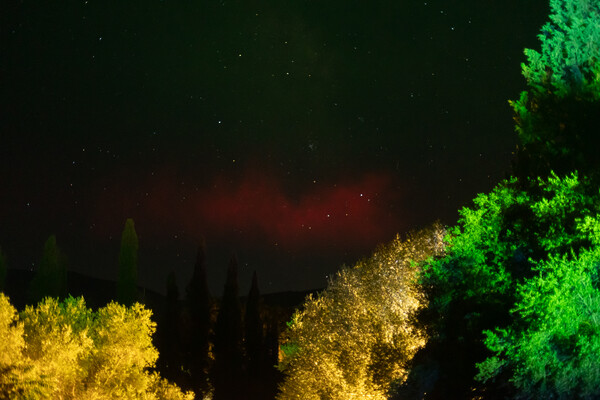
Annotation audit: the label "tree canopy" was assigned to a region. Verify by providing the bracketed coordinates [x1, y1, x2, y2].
[0, 294, 194, 400]
[419, 172, 600, 397]
[477, 218, 600, 398]
[511, 0, 600, 179]
[277, 224, 445, 400]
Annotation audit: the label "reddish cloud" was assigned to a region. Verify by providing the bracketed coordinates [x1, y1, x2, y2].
[91, 168, 400, 251]
[196, 171, 397, 248]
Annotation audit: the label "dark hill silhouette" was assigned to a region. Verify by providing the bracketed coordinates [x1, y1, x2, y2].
[3, 268, 165, 311]
[3, 267, 319, 314]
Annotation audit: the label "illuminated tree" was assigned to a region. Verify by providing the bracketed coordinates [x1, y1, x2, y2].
[0, 294, 22, 366]
[511, 0, 600, 179]
[117, 218, 139, 306]
[476, 218, 600, 398]
[420, 172, 600, 397]
[0, 294, 194, 400]
[28, 235, 68, 304]
[0, 293, 31, 399]
[84, 301, 159, 397]
[401, 3, 600, 396]
[19, 296, 94, 398]
[277, 224, 445, 400]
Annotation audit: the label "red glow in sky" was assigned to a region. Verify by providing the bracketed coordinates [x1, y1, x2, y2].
[93, 169, 400, 251]
[195, 171, 397, 248]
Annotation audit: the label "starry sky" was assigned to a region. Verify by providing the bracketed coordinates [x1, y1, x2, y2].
[1, 0, 549, 295]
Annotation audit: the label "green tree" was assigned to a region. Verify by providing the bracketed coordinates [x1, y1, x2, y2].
[28, 235, 68, 304]
[511, 0, 600, 179]
[477, 221, 600, 398]
[419, 172, 600, 397]
[277, 224, 445, 400]
[117, 218, 139, 306]
[406, 2, 600, 396]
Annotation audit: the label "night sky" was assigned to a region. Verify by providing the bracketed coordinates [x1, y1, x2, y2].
[1, 0, 549, 295]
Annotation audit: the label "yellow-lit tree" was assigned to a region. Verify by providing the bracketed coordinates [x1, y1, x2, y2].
[277, 224, 445, 400]
[0, 294, 194, 400]
[19, 296, 94, 398]
[0, 293, 32, 399]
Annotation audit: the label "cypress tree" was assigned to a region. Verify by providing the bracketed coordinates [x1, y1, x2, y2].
[157, 269, 182, 384]
[28, 235, 67, 304]
[116, 218, 138, 306]
[244, 271, 263, 376]
[212, 255, 243, 400]
[185, 239, 212, 397]
[264, 320, 280, 370]
[263, 318, 283, 399]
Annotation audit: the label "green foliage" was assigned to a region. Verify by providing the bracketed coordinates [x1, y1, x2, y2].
[521, 0, 600, 99]
[477, 245, 600, 398]
[421, 172, 600, 396]
[423, 171, 597, 311]
[0, 294, 194, 400]
[423, 178, 525, 312]
[415, 2, 600, 396]
[277, 224, 445, 400]
[117, 218, 139, 306]
[279, 342, 299, 359]
[28, 235, 68, 304]
[511, 0, 600, 179]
